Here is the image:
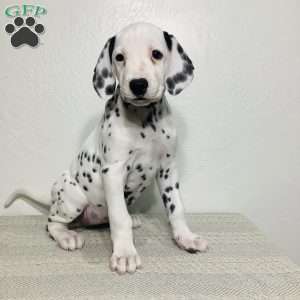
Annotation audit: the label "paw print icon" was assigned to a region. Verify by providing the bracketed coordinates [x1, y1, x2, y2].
[5, 16, 44, 47]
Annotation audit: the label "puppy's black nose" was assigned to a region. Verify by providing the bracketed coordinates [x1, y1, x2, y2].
[129, 78, 148, 97]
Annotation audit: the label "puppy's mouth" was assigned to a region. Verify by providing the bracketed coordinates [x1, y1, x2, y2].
[121, 95, 158, 107]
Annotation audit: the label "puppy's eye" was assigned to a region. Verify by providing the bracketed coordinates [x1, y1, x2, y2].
[152, 50, 163, 60]
[115, 54, 124, 62]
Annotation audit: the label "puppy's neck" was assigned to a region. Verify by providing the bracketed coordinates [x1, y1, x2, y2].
[122, 95, 169, 126]
[104, 88, 169, 127]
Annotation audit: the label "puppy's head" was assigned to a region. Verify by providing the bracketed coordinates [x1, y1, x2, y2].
[93, 23, 194, 106]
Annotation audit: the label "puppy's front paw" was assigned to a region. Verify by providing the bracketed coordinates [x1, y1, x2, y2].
[174, 231, 208, 253]
[110, 240, 142, 274]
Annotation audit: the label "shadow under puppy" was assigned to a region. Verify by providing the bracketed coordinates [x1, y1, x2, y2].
[5, 22, 208, 275]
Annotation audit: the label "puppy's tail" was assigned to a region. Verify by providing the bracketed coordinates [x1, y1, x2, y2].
[4, 189, 50, 215]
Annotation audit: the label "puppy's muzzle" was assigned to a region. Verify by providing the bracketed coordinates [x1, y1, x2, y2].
[129, 78, 148, 97]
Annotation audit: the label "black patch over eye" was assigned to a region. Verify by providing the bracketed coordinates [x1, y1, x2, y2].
[152, 50, 163, 60]
[115, 53, 124, 61]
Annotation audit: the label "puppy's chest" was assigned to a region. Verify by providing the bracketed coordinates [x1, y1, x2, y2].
[103, 113, 176, 163]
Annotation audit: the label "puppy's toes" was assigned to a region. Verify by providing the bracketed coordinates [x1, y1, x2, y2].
[110, 253, 142, 274]
[59, 236, 76, 251]
[68, 230, 85, 249]
[127, 256, 137, 274]
[56, 230, 85, 251]
[194, 236, 208, 252]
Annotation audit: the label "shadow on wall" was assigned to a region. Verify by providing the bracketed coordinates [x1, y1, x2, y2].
[78, 100, 189, 214]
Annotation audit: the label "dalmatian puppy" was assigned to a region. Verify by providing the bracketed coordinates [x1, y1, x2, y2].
[5, 22, 208, 274]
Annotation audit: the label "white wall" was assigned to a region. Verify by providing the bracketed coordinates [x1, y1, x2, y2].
[1, 0, 300, 264]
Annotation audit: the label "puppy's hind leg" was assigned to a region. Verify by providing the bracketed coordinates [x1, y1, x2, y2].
[47, 171, 88, 251]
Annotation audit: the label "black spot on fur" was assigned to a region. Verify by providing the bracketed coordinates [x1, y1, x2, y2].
[166, 153, 171, 158]
[170, 204, 175, 214]
[115, 107, 120, 117]
[108, 36, 116, 63]
[140, 132, 146, 139]
[165, 186, 173, 193]
[48, 217, 52, 222]
[182, 53, 193, 65]
[150, 123, 156, 132]
[175, 88, 183, 95]
[96, 76, 104, 89]
[163, 31, 172, 51]
[175, 182, 180, 189]
[136, 164, 143, 172]
[83, 185, 88, 191]
[162, 193, 168, 207]
[173, 72, 187, 84]
[159, 169, 164, 178]
[96, 157, 101, 165]
[76, 208, 81, 213]
[105, 84, 115, 95]
[141, 174, 146, 181]
[127, 165, 130, 171]
[177, 43, 184, 54]
[102, 68, 109, 78]
[102, 168, 109, 174]
[166, 77, 175, 90]
[183, 63, 194, 75]
[92, 168, 97, 173]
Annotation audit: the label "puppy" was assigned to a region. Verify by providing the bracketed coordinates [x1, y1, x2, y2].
[5, 22, 208, 274]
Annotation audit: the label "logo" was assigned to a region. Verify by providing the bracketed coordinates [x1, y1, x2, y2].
[4, 4, 47, 48]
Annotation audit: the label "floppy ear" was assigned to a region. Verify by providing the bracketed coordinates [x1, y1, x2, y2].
[163, 31, 194, 96]
[93, 36, 116, 101]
